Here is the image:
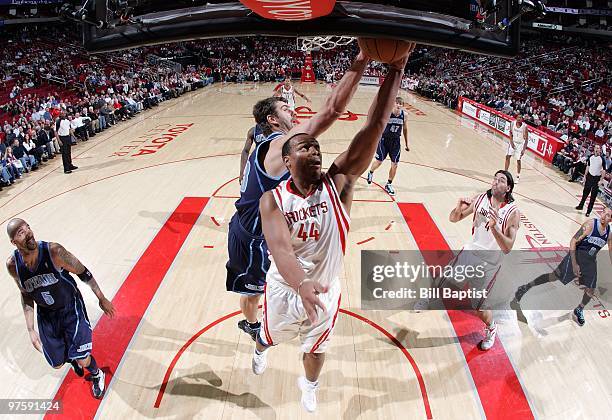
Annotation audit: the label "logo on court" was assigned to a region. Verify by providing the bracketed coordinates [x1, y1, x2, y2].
[109, 123, 195, 158]
[294, 106, 366, 121]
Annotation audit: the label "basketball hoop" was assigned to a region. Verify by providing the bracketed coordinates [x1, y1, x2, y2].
[297, 36, 355, 53]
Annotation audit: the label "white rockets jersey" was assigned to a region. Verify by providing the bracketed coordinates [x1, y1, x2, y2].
[266, 173, 349, 290]
[280, 85, 296, 108]
[512, 121, 527, 143]
[468, 193, 518, 264]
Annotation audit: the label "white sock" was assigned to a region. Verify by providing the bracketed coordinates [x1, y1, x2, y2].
[305, 377, 318, 386]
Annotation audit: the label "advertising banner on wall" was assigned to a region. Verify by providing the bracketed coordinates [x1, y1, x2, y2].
[360, 76, 384, 86]
[457, 97, 563, 162]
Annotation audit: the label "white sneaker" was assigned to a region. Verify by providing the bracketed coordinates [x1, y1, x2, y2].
[479, 323, 497, 351]
[252, 349, 267, 375]
[298, 376, 319, 413]
[91, 370, 105, 399]
[515, 175, 520, 184]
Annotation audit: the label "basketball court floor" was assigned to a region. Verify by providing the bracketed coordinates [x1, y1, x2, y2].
[1, 82, 610, 419]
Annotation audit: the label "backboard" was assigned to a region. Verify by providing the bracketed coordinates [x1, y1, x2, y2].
[70, 1, 547, 56]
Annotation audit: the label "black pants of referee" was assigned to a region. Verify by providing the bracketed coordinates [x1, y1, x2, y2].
[577, 173, 601, 214]
[59, 135, 72, 172]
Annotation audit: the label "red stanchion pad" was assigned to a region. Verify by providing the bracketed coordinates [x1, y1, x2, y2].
[239, 0, 336, 21]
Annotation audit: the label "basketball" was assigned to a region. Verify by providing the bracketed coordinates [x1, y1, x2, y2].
[357, 38, 414, 64]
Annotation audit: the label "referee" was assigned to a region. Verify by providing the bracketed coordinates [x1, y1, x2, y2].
[576, 145, 608, 217]
[55, 111, 77, 174]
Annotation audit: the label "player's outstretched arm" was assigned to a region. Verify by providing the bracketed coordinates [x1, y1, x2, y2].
[260, 192, 327, 323]
[49, 243, 116, 318]
[328, 51, 413, 179]
[297, 50, 370, 138]
[6, 256, 42, 352]
[240, 127, 255, 184]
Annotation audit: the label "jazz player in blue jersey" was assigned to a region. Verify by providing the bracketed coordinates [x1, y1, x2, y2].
[227, 47, 371, 341]
[366, 96, 409, 196]
[514, 207, 612, 326]
[6, 218, 116, 398]
[239, 124, 267, 186]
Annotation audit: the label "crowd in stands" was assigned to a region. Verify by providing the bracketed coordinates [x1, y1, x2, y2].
[0, 25, 214, 191]
[2, 24, 611, 197]
[404, 34, 612, 197]
[409, 36, 612, 145]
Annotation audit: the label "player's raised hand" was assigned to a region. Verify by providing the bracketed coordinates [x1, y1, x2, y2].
[298, 279, 328, 323]
[388, 42, 416, 70]
[29, 329, 42, 353]
[99, 297, 116, 318]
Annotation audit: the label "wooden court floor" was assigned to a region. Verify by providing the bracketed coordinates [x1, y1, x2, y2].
[0, 82, 610, 420]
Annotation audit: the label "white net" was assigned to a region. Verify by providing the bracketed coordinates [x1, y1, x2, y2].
[297, 36, 355, 52]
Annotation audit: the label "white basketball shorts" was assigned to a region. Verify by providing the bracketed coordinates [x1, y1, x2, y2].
[259, 280, 341, 353]
[507, 141, 525, 160]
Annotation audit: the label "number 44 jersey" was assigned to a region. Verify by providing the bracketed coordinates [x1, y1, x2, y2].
[266, 174, 350, 291]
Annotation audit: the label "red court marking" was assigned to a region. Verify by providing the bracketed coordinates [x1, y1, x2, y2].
[154, 309, 432, 419]
[358, 175, 396, 202]
[356, 237, 375, 245]
[46, 197, 209, 419]
[398, 202, 534, 420]
[341, 309, 432, 419]
[212, 176, 239, 197]
[211, 217, 221, 226]
[154, 309, 242, 408]
[202, 245, 214, 249]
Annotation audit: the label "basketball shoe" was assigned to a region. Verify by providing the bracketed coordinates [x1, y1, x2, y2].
[479, 322, 497, 350]
[298, 376, 319, 412]
[252, 348, 267, 375]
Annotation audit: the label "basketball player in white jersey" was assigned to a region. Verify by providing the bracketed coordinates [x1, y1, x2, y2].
[253, 45, 414, 412]
[447, 170, 520, 350]
[273, 76, 310, 110]
[505, 114, 528, 183]
[229, 47, 372, 343]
